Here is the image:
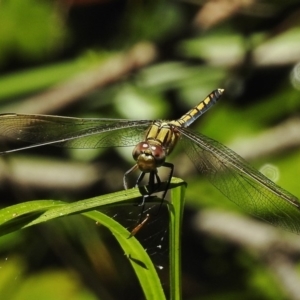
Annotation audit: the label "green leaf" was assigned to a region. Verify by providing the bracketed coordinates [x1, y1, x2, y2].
[0, 178, 186, 300]
[169, 179, 186, 300]
[83, 210, 166, 300]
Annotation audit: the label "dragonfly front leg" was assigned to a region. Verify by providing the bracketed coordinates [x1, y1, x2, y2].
[136, 170, 159, 207]
[123, 164, 149, 237]
[123, 164, 139, 190]
[129, 171, 158, 238]
[123, 164, 155, 208]
[130, 164, 173, 237]
[135, 171, 146, 188]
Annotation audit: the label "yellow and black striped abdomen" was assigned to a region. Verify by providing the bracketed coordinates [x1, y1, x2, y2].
[171, 89, 224, 128]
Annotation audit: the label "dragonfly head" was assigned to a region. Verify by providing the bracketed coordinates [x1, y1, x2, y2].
[132, 142, 166, 172]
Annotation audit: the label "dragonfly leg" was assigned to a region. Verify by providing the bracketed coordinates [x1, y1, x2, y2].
[150, 162, 174, 218]
[161, 162, 174, 200]
[135, 171, 146, 187]
[125, 164, 173, 237]
[137, 163, 173, 209]
[137, 170, 159, 206]
[133, 171, 157, 234]
[123, 164, 139, 190]
[147, 170, 159, 193]
[129, 165, 171, 237]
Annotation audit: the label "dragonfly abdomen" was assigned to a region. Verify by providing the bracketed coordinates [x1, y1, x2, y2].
[173, 89, 224, 128]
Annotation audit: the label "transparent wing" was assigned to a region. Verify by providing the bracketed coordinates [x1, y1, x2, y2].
[0, 114, 152, 153]
[178, 127, 300, 234]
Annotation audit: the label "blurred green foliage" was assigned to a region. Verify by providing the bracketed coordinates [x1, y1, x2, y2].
[0, 0, 300, 300]
[0, 0, 67, 65]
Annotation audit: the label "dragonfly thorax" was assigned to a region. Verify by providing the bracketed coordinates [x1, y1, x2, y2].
[132, 141, 166, 172]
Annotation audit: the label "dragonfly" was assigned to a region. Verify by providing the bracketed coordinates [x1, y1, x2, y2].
[0, 89, 300, 234]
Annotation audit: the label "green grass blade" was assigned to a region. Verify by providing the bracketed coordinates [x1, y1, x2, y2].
[83, 210, 166, 300]
[169, 178, 186, 300]
[0, 180, 184, 234]
[0, 200, 65, 236]
[0, 178, 186, 299]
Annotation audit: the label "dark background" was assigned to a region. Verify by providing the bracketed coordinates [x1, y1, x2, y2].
[0, 0, 300, 299]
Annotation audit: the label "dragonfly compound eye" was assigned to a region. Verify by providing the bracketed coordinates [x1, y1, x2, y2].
[132, 142, 166, 172]
[149, 144, 165, 165]
[132, 142, 148, 160]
